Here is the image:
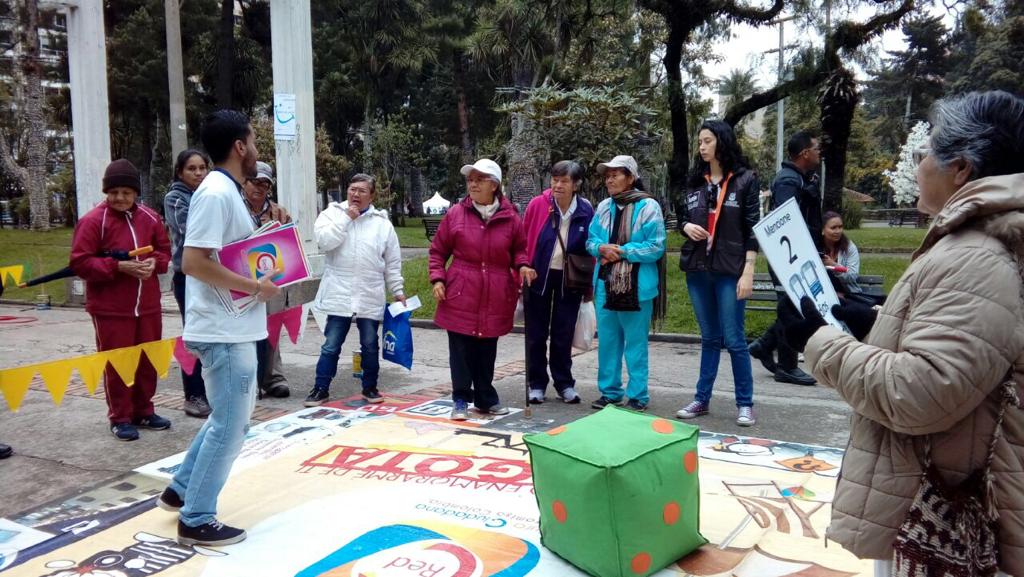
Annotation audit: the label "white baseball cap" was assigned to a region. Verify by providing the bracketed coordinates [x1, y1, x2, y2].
[460, 158, 502, 183]
[596, 155, 639, 177]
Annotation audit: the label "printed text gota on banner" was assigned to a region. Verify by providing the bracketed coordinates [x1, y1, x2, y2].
[753, 198, 846, 331]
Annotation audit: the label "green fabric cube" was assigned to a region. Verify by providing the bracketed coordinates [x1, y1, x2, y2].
[524, 406, 706, 577]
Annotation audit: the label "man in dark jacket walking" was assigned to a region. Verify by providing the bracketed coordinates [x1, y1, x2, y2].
[749, 131, 821, 386]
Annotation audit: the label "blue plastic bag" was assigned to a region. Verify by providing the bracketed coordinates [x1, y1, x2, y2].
[382, 306, 414, 370]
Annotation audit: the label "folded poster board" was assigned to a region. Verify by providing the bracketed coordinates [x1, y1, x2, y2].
[753, 198, 845, 331]
[215, 223, 312, 316]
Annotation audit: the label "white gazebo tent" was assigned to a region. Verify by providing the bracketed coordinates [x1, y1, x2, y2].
[422, 192, 451, 215]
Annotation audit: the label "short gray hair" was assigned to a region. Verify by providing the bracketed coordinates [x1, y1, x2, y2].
[349, 173, 376, 194]
[929, 90, 1024, 181]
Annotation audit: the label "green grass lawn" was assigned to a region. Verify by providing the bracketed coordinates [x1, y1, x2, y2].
[400, 253, 908, 337]
[0, 227, 74, 303]
[394, 217, 432, 248]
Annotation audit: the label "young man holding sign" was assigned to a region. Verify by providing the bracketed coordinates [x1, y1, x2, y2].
[747, 131, 822, 386]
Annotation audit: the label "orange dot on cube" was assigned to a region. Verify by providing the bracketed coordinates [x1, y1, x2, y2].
[548, 425, 567, 436]
[552, 500, 568, 523]
[663, 501, 680, 525]
[684, 450, 698, 474]
[631, 552, 652, 574]
[651, 419, 674, 434]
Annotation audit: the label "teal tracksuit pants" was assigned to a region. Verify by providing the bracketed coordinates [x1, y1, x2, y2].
[595, 289, 653, 404]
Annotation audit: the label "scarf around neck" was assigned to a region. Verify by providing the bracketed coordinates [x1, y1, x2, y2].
[473, 198, 501, 221]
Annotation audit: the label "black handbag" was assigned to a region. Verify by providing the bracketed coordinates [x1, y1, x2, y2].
[554, 217, 594, 293]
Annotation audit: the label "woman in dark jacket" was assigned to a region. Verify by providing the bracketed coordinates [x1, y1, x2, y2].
[520, 161, 595, 404]
[675, 120, 760, 427]
[163, 149, 212, 418]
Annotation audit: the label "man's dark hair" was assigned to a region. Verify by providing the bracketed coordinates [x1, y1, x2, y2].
[201, 110, 251, 164]
[786, 131, 817, 160]
[350, 173, 377, 194]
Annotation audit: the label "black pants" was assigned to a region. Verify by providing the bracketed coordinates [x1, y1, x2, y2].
[759, 291, 801, 370]
[172, 271, 207, 399]
[525, 270, 582, 394]
[448, 331, 500, 409]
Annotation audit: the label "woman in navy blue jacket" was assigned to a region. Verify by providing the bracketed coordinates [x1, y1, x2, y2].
[520, 161, 596, 404]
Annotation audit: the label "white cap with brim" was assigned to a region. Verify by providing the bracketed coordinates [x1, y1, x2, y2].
[254, 161, 275, 183]
[596, 155, 639, 178]
[460, 158, 502, 183]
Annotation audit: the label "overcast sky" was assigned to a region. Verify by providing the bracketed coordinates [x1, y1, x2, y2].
[703, 2, 958, 112]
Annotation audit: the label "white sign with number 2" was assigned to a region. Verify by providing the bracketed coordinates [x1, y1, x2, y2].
[753, 198, 846, 331]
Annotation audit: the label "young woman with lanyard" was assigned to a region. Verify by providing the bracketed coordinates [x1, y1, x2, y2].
[675, 119, 761, 426]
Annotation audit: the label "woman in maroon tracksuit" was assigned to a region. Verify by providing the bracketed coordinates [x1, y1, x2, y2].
[70, 159, 173, 441]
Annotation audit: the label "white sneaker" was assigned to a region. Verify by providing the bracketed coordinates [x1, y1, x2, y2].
[736, 406, 756, 427]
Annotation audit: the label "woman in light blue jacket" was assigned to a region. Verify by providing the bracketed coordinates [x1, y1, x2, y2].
[586, 155, 667, 412]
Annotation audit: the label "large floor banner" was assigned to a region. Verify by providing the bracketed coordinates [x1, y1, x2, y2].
[1, 402, 870, 577]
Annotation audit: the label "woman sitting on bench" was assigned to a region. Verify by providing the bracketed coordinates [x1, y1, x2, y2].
[821, 211, 883, 306]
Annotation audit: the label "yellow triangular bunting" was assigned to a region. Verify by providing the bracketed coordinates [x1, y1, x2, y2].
[74, 353, 106, 395]
[37, 358, 74, 406]
[0, 366, 36, 411]
[141, 339, 176, 379]
[0, 265, 24, 287]
[105, 346, 142, 387]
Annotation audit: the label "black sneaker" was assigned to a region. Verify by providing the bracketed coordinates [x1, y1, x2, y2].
[111, 423, 139, 441]
[0, 443, 11, 459]
[262, 382, 290, 398]
[362, 388, 384, 404]
[303, 387, 330, 407]
[177, 519, 246, 547]
[590, 396, 623, 410]
[626, 399, 649, 412]
[133, 414, 171, 430]
[774, 367, 817, 386]
[157, 487, 183, 512]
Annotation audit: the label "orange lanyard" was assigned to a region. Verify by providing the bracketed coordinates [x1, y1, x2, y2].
[704, 172, 732, 241]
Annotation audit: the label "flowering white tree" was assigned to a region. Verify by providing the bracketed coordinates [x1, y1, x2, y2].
[884, 121, 931, 206]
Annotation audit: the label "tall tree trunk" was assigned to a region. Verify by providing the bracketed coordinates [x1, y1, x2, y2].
[408, 165, 424, 217]
[453, 52, 473, 164]
[506, 68, 540, 212]
[663, 26, 689, 203]
[819, 67, 859, 213]
[217, 0, 235, 108]
[139, 107, 155, 209]
[23, 0, 49, 231]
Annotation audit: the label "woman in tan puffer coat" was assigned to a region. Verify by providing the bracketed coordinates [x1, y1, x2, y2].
[795, 91, 1024, 576]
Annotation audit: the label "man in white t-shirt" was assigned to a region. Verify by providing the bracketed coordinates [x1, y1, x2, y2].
[155, 110, 281, 547]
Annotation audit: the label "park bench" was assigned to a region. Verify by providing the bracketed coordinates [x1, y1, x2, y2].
[748, 272, 886, 312]
[423, 216, 443, 240]
[864, 208, 930, 228]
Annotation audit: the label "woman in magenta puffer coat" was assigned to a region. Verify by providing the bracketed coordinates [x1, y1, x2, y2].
[429, 158, 530, 421]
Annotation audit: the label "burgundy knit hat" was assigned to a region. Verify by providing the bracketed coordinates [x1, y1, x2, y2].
[102, 159, 141, 193]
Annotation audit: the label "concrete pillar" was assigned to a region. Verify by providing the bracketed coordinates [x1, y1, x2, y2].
[269, 1, 320, 270]
[165, 0, 188, 156]
[39, 1, 111, 219]
[61, 1, 111, 218]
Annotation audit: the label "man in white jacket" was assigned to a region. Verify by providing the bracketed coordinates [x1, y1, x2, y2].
[305, 174, 406, 406]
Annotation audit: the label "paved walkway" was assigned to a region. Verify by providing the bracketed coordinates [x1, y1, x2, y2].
[0, 301, 852, 519]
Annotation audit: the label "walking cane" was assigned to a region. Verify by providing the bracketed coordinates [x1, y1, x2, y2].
[522, 278, 532, 419]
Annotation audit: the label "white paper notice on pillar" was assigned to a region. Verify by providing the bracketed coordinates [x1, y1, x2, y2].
[753, 198, 846, 331]
[274, 93, 297, 141]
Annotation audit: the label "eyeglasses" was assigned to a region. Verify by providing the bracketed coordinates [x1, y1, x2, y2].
[247, 179, 272, 190]
[912, 147, 931, 165]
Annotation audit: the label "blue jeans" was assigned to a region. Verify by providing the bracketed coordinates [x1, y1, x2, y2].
[314, 315, 380, 391]
[171, 341, 258, 527]
[686, 271, 754, 407]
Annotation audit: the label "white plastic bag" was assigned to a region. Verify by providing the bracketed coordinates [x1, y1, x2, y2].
[572, 301, 596, 350]
[513, 296, 525, 325]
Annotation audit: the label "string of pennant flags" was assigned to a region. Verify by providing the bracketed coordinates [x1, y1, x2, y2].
[0, 302, 315, 412]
